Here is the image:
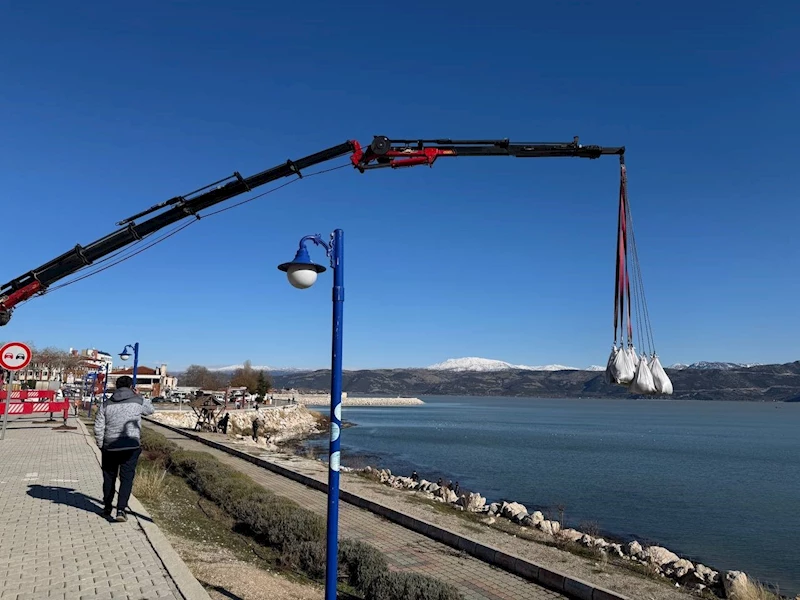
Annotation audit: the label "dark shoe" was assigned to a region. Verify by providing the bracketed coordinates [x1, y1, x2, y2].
[103, 507, 113, 519]
[115, 508, 128, 522]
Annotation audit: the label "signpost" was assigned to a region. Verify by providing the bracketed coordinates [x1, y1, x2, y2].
[0, 341, 33, 441]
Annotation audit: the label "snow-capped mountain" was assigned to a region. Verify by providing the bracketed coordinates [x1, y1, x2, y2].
[427, 357, 580, 372]
[209, 364, 304, 374]
[668, 361, 760, 371]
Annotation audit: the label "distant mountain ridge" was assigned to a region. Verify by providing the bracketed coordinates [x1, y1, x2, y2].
[208, 364, 304, 376]
[668, 361, 761, 370]
[427, 357, 579, 372]
[202, 357, 762, 375]
[271, 360, 800, 402]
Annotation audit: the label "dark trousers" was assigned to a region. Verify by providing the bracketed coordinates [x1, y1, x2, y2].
[101, 448, 142, 511]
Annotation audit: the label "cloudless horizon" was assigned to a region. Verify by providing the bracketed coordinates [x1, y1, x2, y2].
[2, 1, 798, 372]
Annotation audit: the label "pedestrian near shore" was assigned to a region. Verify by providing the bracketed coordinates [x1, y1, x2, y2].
[252, 417, 259, 441]
[94, 376, 154, 522]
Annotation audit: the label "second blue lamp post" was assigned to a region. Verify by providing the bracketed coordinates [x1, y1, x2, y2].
[118, 343, 140, 387]
[278, 229, 344, 600]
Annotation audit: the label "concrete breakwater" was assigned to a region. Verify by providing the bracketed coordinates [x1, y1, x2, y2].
[272, 392, 424, 406]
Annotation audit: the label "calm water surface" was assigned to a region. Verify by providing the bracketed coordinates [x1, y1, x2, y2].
[308, 396, 800, 594]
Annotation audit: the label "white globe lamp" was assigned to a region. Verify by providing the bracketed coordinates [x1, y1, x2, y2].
[278, 245, 327, 290]
[286, 264, 320, 289]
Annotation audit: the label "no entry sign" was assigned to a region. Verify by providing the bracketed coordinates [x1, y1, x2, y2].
[0, 342, 32, 371]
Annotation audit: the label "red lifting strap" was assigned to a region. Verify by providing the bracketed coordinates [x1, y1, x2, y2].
[620, 165, 633, 344]
[614, 162, 631, 344]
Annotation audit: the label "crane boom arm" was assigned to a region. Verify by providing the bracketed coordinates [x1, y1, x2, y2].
[0, 135, 624, 325]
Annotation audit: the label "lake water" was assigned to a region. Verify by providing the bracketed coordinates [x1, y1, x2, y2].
[306, 396, 800, 595]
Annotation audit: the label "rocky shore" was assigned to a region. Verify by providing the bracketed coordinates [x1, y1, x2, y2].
[361, 467, 780, 600]
[151, 405, 324, 446]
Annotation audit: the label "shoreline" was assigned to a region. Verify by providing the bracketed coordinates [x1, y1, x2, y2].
[203, 431, 696, 600]
[289, 433, 787, 600]
[151, 406, 788, 599]
[297, 448, 777, 600]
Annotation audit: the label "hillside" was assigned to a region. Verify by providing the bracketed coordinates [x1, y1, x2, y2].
[272, 361, 800, 402]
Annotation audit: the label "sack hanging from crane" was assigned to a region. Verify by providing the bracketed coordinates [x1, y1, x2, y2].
[604, 159, 673, 395]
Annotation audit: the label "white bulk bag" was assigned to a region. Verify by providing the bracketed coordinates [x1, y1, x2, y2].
[649, 355, 673, 395]
[629, 355, 657, 395]
[604, 346, 619, 384]
[626, 345, 640, 368]
[608, 345, 635, 384]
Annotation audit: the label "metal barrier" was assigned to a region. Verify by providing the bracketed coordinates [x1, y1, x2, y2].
[0, 401, 69, 416]
[0, 391, 71, 427]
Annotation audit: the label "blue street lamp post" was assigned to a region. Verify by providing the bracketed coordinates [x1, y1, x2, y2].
[102, 362, 110, 399]
[85, 373, 98, 417]
[118, 343, 140, 387]
[278, 229, 344, 600]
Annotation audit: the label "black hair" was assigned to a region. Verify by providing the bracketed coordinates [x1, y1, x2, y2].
[116, 375, 134, 389]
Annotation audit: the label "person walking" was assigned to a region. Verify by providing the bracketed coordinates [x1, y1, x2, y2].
[219, 413, 230, 434]
[94, 375, 154, 522]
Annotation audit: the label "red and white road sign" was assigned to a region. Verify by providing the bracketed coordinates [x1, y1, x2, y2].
[0, 342, 32, 371]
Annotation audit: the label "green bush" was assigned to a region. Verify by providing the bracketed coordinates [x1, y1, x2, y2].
[367, 572, 462, 600]
[141, 427, 178, 462]
[281, 540, 326, 579]
[169, 449, 325, 549]
[339, 539, 388, 591]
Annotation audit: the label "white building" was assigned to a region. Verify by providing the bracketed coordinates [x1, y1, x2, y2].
[17, 347, 113, 391]
[108, 364, 177, 398]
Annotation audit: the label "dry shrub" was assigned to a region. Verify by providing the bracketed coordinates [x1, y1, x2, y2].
[133, 466, 168, 501]
[729, 578, 780, 600]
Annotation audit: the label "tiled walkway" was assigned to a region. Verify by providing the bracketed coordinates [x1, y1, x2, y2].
[0, 416, 183, 600]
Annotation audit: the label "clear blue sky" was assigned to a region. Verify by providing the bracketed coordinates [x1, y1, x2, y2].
[2, 1, 798, 371]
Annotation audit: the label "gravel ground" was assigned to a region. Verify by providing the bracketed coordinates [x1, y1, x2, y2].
[170, 538, 321, 600]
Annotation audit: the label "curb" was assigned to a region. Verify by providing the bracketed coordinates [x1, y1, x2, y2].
[78, 419, 211, 600]
[146, 418, 631, 600]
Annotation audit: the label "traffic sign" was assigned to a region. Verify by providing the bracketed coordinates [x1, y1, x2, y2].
[0, 342, 32, 371]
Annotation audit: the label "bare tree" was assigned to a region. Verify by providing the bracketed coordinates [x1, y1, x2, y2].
[32, 346, 62, 381]
[183, 365, 226, 390]
[231, 360, 261, 394]
[60, 351, 89, 385]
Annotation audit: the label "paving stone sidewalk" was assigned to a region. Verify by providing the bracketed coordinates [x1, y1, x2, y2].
[147, 421, 568, 600]
[0, 415, 185, 600]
